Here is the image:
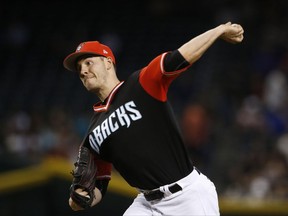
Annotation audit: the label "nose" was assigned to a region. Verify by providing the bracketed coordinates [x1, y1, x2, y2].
[79, 67, 88, 77]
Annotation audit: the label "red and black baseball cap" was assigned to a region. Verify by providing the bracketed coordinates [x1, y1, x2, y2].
[63, 41, 116, 72]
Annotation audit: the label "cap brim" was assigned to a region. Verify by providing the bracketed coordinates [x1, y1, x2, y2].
[63, 52, 99, 72]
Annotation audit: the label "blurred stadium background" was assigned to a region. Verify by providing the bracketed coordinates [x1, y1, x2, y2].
[1, 0, 288, 215]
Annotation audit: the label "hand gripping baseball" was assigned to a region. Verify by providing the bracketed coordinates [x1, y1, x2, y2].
[70, 146, 98, 209]
[220, 22, 244, 44]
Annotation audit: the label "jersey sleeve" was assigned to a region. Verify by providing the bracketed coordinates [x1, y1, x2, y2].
[94, 157, 112, 197]
[139, 52, 191, 102]
[95, 156, 112, 180]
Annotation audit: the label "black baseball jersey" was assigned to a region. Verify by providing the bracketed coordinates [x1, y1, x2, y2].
[82, 51, 194, 190]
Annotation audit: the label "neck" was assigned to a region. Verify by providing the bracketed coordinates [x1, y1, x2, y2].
[97, 79, 120, 102]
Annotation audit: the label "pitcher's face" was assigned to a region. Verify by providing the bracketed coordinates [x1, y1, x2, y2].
[77, 56, 108, 92]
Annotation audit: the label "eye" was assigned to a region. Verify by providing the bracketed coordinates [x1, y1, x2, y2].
[85, 60, 93, 66]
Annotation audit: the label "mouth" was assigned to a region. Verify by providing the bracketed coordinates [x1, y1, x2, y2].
[83, 77, 92, 85]
[83, 75, 95, 83]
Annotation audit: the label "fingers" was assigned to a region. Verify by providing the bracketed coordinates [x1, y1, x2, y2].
[231, 23, 240, 27]
[222, 22, 244, 43]
[69, 188, 89, 211]
[69, 197, 84, 211]
[237, 34, 244, 42]
[230, 23, 244, 33]
[75, 188, 89, 196]
[225, 22, 243, 31]
[229, 34, 244, 44]
[221, 32, 244, 44]
[230, 35, 243, 42]
[232, 29, 244, 37]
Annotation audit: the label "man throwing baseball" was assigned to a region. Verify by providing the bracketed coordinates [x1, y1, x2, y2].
[63, 22, 244, 215]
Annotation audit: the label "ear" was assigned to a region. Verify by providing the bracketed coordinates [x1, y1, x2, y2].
[105, 57, 113, 70]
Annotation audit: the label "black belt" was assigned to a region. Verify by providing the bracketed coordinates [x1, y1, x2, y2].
[143, 183, 182, 201]
[143, 167, 200, 201]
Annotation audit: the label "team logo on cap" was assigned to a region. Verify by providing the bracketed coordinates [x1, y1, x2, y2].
[76, 43, 84, 52]
[103, 49, 108, 54]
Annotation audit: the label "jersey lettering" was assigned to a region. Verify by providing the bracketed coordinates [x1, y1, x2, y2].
[125, 101, 142, 121]
[89, 133, 100, 153]
[89, 101, 142, 153]
[101, 119, 110, 139]
[108, 112, 119, 132]
[116, 106, 131, 127]
[94, 125, 103, 144]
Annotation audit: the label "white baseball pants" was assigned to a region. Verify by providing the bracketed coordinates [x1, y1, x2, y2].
[123, 168, 220, 216]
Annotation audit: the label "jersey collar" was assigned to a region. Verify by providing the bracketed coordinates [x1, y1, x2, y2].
[93, 81, 124, 112]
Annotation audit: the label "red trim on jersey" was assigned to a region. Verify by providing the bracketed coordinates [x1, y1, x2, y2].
[95, 157, 112, 180]
[139, 52, 191, 102]
[93, 81, 124, 112]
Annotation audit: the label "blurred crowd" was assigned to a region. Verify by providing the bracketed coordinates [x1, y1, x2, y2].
[1, 0, 288, 201]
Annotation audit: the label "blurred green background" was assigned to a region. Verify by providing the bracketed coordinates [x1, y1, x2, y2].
[1, 0, 288, 215]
